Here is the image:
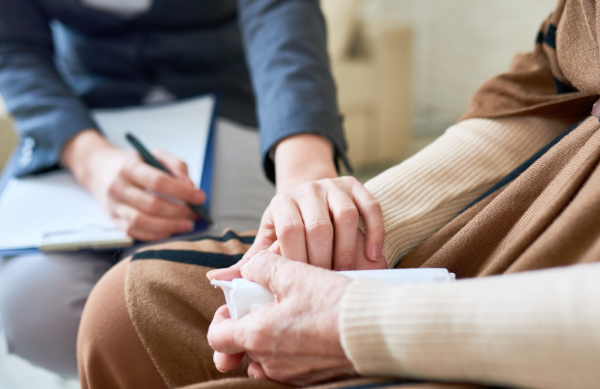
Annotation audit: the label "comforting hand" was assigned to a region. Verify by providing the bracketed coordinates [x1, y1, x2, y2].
[251, 133, 385, 270]
[255, 176, 385, 269]
[62, 130, 206, 241]
[207, 250, 356, 385]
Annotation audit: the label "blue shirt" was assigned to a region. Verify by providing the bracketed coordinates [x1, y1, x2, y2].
[0, 0, 349, 182]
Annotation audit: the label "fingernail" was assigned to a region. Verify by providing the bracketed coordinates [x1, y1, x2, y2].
[216, 366, 226, 373]
[370, 244, 381, 261]
[179, 221, 194, 232]
[206, 269, 219, 279]
[193, 191, 205, 203]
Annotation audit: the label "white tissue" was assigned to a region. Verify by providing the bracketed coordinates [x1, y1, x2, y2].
[211, 268, 455, 320]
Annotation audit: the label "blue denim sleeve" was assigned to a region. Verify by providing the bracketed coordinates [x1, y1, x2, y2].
[237, 0, 351, 183]
[0, 0, 97, 176]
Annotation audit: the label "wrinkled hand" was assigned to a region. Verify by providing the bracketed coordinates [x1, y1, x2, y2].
[62, 130, 206, 241]
[208, 250, 356, 385]
[252, 176, 385, 270]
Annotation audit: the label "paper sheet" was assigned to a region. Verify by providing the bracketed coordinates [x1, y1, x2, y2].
[0, 95, 215, 251]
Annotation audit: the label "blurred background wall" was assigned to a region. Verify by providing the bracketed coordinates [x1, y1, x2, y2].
[0, 0, 558, 173]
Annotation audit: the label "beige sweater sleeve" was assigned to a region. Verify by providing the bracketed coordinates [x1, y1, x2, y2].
[362, 117, 567, 267]
[339, 263, 600, 389]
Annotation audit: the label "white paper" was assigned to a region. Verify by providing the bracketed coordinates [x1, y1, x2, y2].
[211, 268, 456, 320]
[0, 95, 215, 251]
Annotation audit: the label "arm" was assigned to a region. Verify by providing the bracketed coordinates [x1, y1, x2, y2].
[0, 0, 97, 176]
[340, 262, 600, 389]
[361, 116, 568, 267]
[236, 0, 384, 269]
[236, 0, 348, 184]
[0, 0, 204, 240]
[209, 253, 600, 388]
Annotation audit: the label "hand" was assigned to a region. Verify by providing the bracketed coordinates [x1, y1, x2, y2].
[62, 130, 206, 241]
[207, 250, 356, 385]
[257, 133, 385, 270]
[210, 229, 387, 282]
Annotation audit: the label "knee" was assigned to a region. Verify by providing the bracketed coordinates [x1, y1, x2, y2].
[0, 253, 113, 378]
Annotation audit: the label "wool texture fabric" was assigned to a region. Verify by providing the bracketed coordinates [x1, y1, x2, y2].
[78, 230, 497, 389]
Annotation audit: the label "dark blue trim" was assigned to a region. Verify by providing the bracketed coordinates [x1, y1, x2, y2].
[459, 121, 582, 215]
[544, 24, 557, 49]
[535, 31, 544, 44]
[131, 250, 243, 269]
[554, 78, 578, 94]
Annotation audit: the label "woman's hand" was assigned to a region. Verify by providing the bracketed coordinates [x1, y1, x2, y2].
[207, 250, 356, 385]
[255, 133, 385, 270]
[61, 130, 206, 241]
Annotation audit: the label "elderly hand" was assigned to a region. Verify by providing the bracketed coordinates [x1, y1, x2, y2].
[62, 130, 206, 241]
[207, 250, 356, 385]
[252, 133, 385, 271]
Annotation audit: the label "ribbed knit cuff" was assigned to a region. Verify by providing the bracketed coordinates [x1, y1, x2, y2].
[339, 264, 600, 389]
[359, 117, 567, 267]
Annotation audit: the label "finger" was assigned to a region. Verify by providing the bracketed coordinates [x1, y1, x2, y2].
[271, 196, 308, 263]
[113, 219, 171, 241]
[113, 203, 194, 235]
[248, 361, 269, 380]
[152, 150, 194, 184]
[294, 184, 333, 268]
[110, 182, 196, 219]
[214, 351, 245, 373]
[353, 231, 388, 270]
[241, 250, 315, 296]
[267, 241, 281, 256]
[327, 187, 359, 271]
[351, 183, 384, 261]
[124, 161, 206, 205]
[207, 305, 247, 355]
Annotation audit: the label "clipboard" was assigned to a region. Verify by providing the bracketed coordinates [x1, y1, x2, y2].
[0, 94, 218, 256]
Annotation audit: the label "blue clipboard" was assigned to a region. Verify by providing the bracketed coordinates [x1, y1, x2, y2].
[0, 94, 219, 257]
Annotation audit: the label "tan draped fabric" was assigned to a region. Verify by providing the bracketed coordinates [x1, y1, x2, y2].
[79, 1, 600, 388]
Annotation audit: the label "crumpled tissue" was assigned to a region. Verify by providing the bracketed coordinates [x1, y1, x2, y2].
[211, 268, 455, 320]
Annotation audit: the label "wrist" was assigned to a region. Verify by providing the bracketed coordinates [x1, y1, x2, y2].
[61, 129, 113, 187]
[275, 133, 337, 193]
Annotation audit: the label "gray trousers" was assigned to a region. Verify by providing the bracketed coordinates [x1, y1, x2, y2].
[0, 119, 275, 378]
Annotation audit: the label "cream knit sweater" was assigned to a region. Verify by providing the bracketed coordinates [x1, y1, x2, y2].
[345, 117, 600, 388]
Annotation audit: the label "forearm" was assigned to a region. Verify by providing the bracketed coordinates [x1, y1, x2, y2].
[340, 263, 600, 389]
[274, 133, 337, 193]
[361, 116, 567, 267]
[237, 0, 347, 183]
[0, 52, 97, 176]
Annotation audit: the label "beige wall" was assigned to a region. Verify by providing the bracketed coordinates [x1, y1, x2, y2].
[362, 0, 557, 136]
[0, 96, 17, 171]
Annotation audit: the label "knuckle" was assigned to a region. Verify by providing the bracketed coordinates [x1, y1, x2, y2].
[305, 218, 333, 237]
[366, 199, 382, 214]
[130, 213, 145, 228]
[277, 220, 303, 238]
[107, 181, 121, 197]
[298, 181, 320, 196]
[148, 175, 167, 192]
[146, 197, 162, 214]
[334, 204, 359, 222]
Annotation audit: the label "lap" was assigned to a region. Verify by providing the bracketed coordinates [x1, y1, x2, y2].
[0, 251, 116, 377]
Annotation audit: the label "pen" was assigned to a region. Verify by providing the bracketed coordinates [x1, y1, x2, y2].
[125, 132, 214, 227]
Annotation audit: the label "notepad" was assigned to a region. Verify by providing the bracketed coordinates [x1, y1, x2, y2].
[0, 95, 217, 254]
